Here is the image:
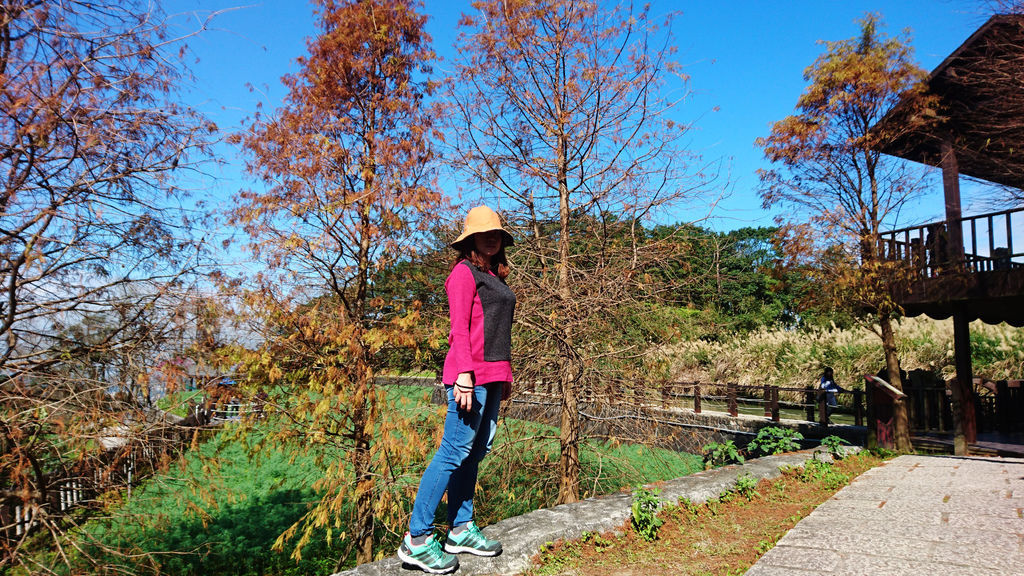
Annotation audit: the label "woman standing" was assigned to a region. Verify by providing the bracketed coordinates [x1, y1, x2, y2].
[398, 206, 515, 574]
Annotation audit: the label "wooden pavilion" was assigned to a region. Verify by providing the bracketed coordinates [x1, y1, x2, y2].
[871, 13, 1024, 455]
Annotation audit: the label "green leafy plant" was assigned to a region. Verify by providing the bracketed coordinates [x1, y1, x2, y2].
[747, 426, 803, 457]
[532, 540, 582, 576]
[580, 531, 614, 550]
[819, 435, 850, 459]
[631, 487, 664, 542]
[677, 496, 700, 517]
[734, 472, 760, 500]
[870, 446, 897, 459]
[702, 440, 745, 469]
[800, 457, 850, 490]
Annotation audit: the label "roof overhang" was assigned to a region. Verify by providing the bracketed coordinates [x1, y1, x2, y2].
[871, 14, 1024, 191]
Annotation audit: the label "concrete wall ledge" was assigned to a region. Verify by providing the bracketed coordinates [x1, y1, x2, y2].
[332, 447, 857, 576]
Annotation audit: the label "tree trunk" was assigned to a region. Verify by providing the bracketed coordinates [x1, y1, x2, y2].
[352, 135, 377, 563]
[556, 357, 580, 504]
[555, 127, 580, 504]
[879, 315, 913, 452]
[352, 366, 375, 564]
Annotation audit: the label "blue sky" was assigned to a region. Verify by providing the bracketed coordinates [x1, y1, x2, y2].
[165, 0, 995, 235]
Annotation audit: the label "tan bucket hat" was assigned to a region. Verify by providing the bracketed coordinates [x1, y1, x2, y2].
[451, 205, 514, 248]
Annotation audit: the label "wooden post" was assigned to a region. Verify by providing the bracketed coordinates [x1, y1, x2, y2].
[997, 380, 1010, 435]
[854, 390, 864, 427]
[763, 383, 772, 418]
[818, 390, 829, 427]
[865, 376, 878, 449]
[940, 139, 965, 272]
[805, 385, 815, 422]
[771, 387, 780, 422]
[951, 306, 977, 454]
[727, 383, 738, 417]
[920, 385, 932, 431]
[661, 381, 670, 409]
[933, 387, 946, 432]
[694, 383, 702, 414]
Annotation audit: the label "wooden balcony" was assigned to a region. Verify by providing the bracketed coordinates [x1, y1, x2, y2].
[880, 207, 1024, 326]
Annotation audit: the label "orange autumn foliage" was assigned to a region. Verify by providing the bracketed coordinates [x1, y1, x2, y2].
[230, 0, 445, 567]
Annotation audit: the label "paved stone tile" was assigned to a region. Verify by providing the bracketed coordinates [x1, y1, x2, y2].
[744, 564, 822, 575]
[828, 554, 1005, 576]
[754, 545, 843, 571]
[926, 539, 1024, 572]
[744, 454, 1024, 576]
[830, 485, 893, 500]
[777, 530, 937, 560]
[945, 511, 1024, 532]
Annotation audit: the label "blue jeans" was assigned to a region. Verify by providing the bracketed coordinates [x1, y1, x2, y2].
[409, 382, 502, 537]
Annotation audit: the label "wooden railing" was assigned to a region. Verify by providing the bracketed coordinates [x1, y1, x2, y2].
[0, 426, 196, 544]
[880, 207, 1024, 278]
[520, 379, 864, 427]
[903, 386, 954, 433]
[209, 402, 263, 422]
[0, 397, 262, 545]
[657, 381, 864, 427]
[516, 375, 1024, 437]
[862, 379, 1022, 436]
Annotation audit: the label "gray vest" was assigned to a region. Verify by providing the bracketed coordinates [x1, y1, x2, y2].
[462, 260, 516, 361]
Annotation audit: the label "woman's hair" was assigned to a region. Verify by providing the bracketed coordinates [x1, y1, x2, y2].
[453, 237, 510, 279]
[823, 366, 834, 378]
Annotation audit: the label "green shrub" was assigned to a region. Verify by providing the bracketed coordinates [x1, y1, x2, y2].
[631, 487, 663, 542]
[799, 458, 850, 490]
[702, 440, 745, 469]
[747, 426, 803, 457]
[733, 472, 760, 500]
[819, 435, 850, 459]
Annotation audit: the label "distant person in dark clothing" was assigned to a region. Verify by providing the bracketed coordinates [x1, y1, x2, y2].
[820, 367, 846, 421]
[925, 223, 948, 275]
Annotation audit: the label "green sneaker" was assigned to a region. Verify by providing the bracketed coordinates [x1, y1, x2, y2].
[397, 532, 459, 574]
[444, 521, 502, 556]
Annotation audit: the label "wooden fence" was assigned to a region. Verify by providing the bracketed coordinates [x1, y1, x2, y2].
[657, 381, 865, 427]
[0, 399, 267, 550]
[521, 379, 865, 427]
[900, 379, 1023, 435]
[522, 375, 1024, 437]
[0, 425, 198, 545]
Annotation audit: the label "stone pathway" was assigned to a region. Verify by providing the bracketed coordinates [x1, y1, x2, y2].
[745, 454, 1024, 576]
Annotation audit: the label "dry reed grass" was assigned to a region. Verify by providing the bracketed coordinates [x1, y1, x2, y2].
[658, 317, 1024, 389]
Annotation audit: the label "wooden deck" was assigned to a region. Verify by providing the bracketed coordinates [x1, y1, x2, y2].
[881, 207, 1024, 326]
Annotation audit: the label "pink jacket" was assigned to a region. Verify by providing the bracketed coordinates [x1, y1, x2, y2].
[441, 261, 515, 386]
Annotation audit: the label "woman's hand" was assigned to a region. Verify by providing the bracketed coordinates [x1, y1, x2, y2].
[454, 372, 475, 411]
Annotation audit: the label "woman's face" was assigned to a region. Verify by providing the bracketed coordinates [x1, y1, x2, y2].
[473, 230, 503, 261]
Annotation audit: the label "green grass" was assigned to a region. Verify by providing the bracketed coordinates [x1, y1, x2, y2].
[473, 418, 703, 525]
[51, 385, 701, 576]
[72, 429, 333, 576]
